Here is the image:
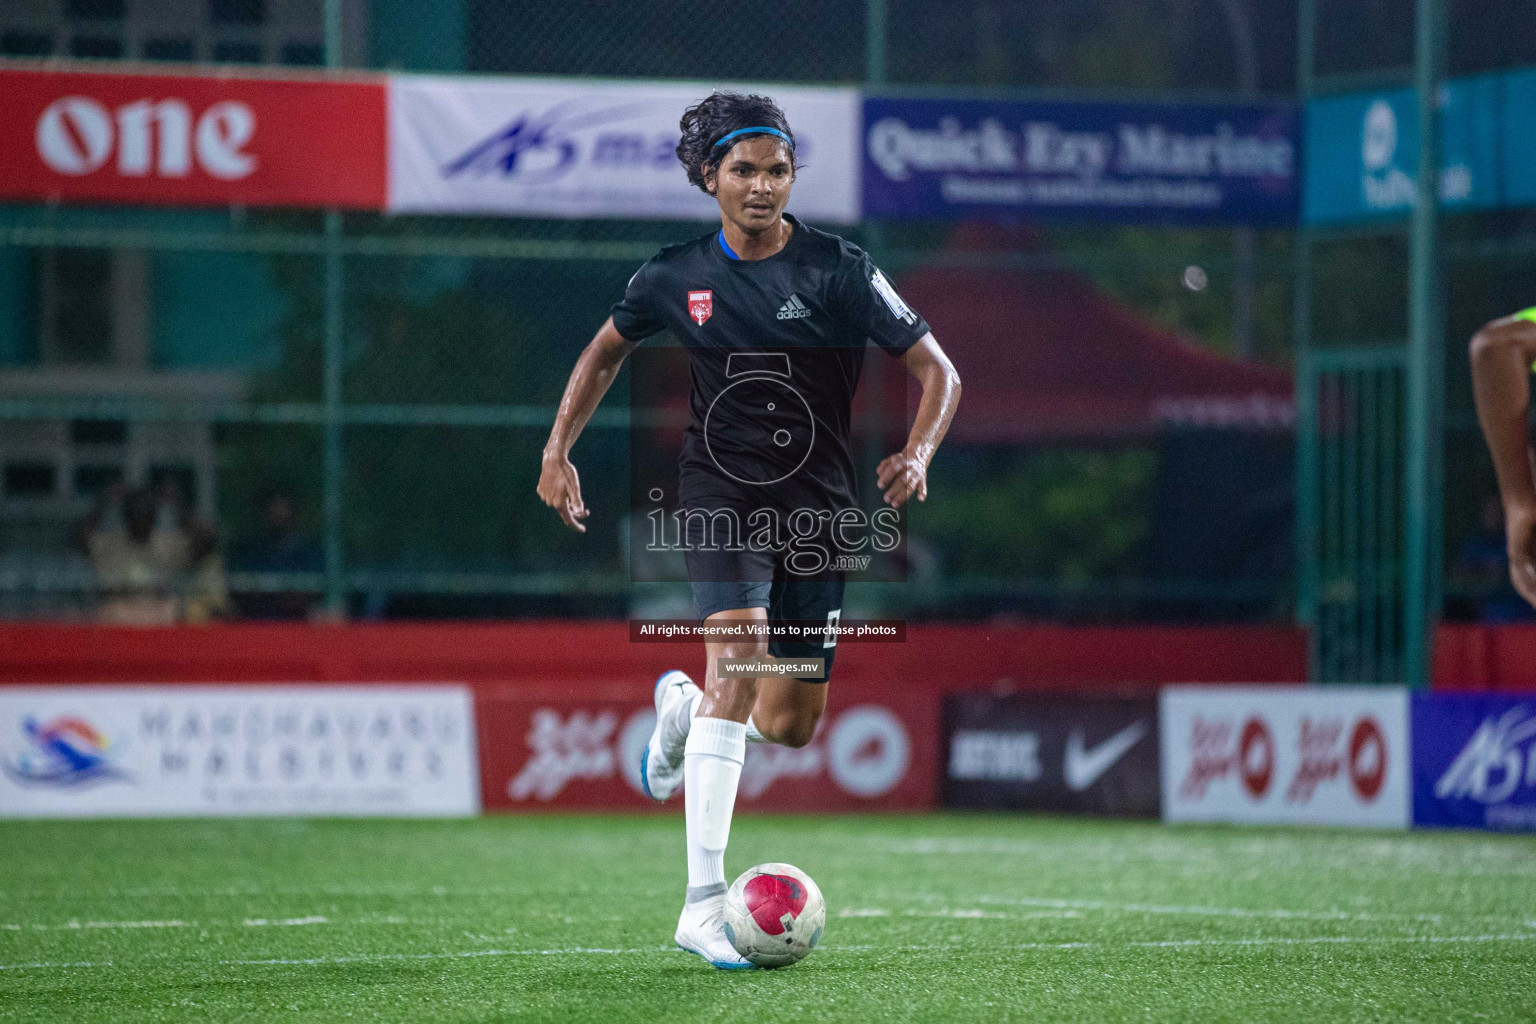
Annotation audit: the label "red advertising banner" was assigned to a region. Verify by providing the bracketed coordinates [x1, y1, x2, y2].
[477, 682, 938, 812]
[0, 67, 387, 210]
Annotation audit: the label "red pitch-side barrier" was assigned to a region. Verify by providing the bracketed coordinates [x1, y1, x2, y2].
[0, 621, 1304, 687]
[0, 622, 1302, 812]
[6, 621, 1532, 811]
[1433, 623, 1536, 692]
[3, 622, 1529, 812]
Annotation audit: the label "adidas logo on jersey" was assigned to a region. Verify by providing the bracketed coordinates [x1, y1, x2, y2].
[776, 294, 813, 320]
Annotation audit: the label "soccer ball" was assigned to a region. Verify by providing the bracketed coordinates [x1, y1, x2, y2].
[723, 862, 826, 968]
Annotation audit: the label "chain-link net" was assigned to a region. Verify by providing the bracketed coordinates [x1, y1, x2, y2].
[6, 0, 1514, 624]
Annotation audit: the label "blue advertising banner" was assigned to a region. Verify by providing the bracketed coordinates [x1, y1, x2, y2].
[1502, 69, 1536, 208]
[1303, 74, 1502, 225]
[1412, 693, 1536, 831]
[862, 97, 1299, 225]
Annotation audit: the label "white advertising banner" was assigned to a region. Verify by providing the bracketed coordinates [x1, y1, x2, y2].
[1160, 686, 1410, 828]
[387, 76, 860, 223]
[0, 686, 480, 818]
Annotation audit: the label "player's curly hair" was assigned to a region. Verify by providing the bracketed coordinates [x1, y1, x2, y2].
[676, 92, 800, 194]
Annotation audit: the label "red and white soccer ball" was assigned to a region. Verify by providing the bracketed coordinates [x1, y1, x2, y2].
[723, 862, 826, 968]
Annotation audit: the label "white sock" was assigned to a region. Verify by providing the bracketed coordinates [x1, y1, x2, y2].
[683, 716, 746, 900]
[744, 716, 767, 743]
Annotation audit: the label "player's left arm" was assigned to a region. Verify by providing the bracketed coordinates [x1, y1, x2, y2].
[878, 333, 961, 508]
[1470, 310, 1536, 606]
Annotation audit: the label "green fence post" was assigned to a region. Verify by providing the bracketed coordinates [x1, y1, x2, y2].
[1404, 0, 1444, 689]
[1294, 0, 1318, 680]
[322, 0, 346, 616]
[862, 0, 890, 610]
[865, 0, 887, 85]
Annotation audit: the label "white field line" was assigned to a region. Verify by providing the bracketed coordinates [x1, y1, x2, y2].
[0, 915, 410, 932]
[858, 933, 1536, 953]
[876, 837, 1536, 877]
[4, 932, 1536, 972]
[900, 894, 1535, 927]
[0, 920, 192, 931]
[841, 908, 1070, 921]
[0, 884, 677, 901]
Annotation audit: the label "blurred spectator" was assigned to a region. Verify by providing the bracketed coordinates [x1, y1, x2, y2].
[1451, 495, 1536, 623]
[228, 487, 324, 620]
[75, 483, 227, 625]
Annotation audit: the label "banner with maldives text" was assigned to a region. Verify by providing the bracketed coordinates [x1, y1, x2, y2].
[0, 686, 481, 818]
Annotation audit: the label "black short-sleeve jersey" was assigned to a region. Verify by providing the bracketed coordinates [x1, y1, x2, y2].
[610, 215, 929, 516]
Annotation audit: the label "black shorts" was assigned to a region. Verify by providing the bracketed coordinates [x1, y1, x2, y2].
[683, 513, 845, 683]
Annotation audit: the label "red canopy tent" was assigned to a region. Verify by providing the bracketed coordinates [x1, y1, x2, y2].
[888, 223, 1294, 444]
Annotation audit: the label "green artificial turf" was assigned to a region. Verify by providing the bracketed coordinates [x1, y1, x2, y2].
[1, 814, 1532, 1022]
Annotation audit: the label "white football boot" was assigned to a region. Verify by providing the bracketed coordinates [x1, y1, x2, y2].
[639, 669, 699, 801]
[674, 894, 754, 970]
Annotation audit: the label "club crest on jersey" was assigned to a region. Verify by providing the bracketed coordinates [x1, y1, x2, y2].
[688, 290, 713, 326]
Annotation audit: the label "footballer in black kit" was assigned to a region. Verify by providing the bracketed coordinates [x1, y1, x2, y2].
[611, 212, 931, 675]
[538, 91, 960, 969]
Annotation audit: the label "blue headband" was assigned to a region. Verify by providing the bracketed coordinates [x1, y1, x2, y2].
[712, 126, 794, 150]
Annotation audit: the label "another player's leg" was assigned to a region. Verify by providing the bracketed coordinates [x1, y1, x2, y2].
[673, 606, 764, 969]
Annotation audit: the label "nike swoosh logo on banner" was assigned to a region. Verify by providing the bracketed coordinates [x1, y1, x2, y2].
[1063, 721, 1148, 792]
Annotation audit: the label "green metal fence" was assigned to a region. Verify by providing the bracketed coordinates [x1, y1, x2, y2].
[1289, 0, 1531, 688]
[1300, 346, 1407, 683]
[0, 0, 1302, 624]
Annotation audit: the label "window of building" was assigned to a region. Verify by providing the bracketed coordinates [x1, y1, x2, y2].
[1, 0, 325, 68]
[65, 0, 125, 19]
[69, 34, 122, 57]
[281, 41, 322, 65]
[39, 250, 115, 366]
[209, 0, 265, 26]
[4, 463, 59, 499]
[211, 39, 261, 62]
[1, 30, 54, 55]
[142, 36, 195, 60]
[73, 465, 123, 498]
[72, 420, 129, 446]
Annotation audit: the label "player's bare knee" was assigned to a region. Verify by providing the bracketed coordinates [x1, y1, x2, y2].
[702, 642, 765, 719]
[773, 706, 822, 748]
[715, 637, 769, 674]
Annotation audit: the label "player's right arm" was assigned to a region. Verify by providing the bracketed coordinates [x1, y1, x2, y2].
[537, 317, 638, 533]
[1470, 310, 1536, 606]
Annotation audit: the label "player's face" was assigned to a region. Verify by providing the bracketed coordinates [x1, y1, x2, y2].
[707, 137, 794, 235]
